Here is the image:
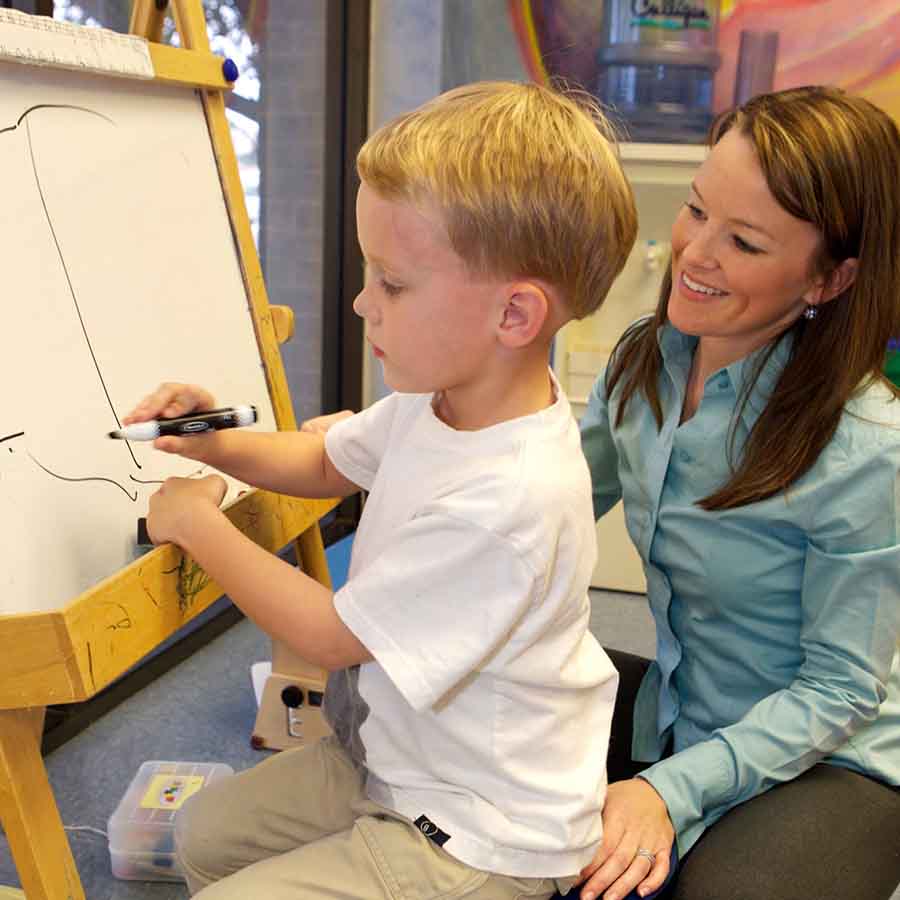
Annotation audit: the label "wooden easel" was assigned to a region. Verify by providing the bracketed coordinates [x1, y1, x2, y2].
[0, 3, 331, 897]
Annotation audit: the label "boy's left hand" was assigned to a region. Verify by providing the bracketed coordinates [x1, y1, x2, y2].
[147, 474, 227, 547]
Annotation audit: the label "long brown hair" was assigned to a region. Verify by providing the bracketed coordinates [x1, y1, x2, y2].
[607, 86, 900, 510]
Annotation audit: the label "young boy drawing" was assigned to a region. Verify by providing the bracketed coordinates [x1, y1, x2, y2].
[125, 80, 637, 899]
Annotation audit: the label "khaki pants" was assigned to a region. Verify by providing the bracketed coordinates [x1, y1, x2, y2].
[175, 736, 577, 899]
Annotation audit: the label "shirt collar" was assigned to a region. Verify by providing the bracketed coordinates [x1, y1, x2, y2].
[657, 321, 794, 430]
[657, 321, 696, 387]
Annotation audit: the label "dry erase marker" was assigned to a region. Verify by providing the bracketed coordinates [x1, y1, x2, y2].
[108, 405, 258, 441]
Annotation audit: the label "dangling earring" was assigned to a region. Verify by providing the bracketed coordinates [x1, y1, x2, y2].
[803, 305, 818, 320]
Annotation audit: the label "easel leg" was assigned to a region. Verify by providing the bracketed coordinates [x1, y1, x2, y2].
[24, 707, 46, 744]
[295, 522, 333, 589]
[0, 708, 84, 900]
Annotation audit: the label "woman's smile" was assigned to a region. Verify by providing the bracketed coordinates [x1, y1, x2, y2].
[680, 271, 728, 298]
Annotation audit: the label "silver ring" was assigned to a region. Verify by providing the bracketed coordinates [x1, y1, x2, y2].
[635, 848, 656, 864]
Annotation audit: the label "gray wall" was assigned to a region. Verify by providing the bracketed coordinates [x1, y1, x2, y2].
[258, 0, 328, 425]
[363, 0, 526, 408]
[442, 0, 526, 91]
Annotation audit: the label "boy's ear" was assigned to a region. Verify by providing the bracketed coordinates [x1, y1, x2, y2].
[497, 281, 550, 348]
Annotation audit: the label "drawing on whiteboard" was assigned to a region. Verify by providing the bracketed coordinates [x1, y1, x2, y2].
[13, 104, 139, 464]
[1, 103, 149, 501]
[0, 68, 274, 614]
[0, 102, 111, 135]
[129, 464, 210, 490]
[1, 102, 226, 515]
[27, 449, 138, 501]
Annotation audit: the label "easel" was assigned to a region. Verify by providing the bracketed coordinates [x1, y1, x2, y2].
[0, 2, 332, 897]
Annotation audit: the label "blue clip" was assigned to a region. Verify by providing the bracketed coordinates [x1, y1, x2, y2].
[222, 58, 239, 83]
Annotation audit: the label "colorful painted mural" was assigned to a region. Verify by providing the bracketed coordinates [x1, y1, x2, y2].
[716, 0, 900, 118]
[510, 1, 900, 123]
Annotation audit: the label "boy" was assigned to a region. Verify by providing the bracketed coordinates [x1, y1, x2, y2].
[127, 81, 637, 899]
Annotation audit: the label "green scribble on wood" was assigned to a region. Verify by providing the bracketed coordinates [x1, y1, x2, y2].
[163, 555, 210, 613]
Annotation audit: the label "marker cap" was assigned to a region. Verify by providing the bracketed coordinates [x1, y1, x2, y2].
[109, 421, 159, 441]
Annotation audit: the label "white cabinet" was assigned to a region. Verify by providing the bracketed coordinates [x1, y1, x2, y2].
[556, 143, 706, 592]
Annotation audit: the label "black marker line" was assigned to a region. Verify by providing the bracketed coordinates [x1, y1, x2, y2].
[129, 465, 209, 485]
[21, 108, 140, 470]
[104, 602, 133, 630]
[141, 584, 160, 608]
[163, 556, 210, 613]
[0, 432, 24, 444]
[28, 451, 138, 501]
[0, 103, 114, 135]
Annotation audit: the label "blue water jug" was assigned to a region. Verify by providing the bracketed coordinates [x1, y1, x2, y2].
[596, 0, 721, 143]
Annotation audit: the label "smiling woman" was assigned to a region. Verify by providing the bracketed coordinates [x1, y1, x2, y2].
[577, 85, 900, 900]
[665, 128, 858, 425]
[668, 131, 842, 356]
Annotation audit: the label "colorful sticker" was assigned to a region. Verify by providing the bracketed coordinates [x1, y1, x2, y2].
[139, 774, 206, 810]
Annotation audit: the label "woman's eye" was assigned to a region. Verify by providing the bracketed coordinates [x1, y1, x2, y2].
[733, 235, 762, 254]
[685, 202, 705, 220]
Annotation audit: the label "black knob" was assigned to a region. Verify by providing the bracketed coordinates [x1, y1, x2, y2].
[281, 685, 304, 708]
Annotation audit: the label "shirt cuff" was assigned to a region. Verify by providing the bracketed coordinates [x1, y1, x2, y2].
[638, 738, 737, 844]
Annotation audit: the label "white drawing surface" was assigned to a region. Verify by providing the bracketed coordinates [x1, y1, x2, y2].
[0, 62, 276, 613]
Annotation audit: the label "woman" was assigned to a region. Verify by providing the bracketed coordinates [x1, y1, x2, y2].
[575, 85, 900, 900]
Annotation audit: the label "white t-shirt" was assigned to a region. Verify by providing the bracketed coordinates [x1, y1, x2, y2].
[324, 377, 617, 878]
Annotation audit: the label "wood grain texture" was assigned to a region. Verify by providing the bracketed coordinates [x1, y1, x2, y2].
[0, 491, 336, 710]
[0, 709, 84, 899]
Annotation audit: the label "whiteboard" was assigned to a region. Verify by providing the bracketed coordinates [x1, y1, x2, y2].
[0, 62, 276, 614]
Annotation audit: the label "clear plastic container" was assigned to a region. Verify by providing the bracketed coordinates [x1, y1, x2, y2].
[108, 760, 233, 881]
[596, 0, 721, 143]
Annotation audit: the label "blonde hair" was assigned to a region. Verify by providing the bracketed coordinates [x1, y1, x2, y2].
[357, 81, 637, 320]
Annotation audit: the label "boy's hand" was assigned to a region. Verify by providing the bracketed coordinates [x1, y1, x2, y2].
[123, 382, 220, 460]
[300, 410, 354, 435]
[123, 382, 217, 425]
[147, 474, 227, 547]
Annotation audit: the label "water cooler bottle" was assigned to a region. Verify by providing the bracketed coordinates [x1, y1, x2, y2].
[596, 0, 721, 144]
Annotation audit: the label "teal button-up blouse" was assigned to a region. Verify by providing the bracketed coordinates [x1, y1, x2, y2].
[581, 323, 900, 856]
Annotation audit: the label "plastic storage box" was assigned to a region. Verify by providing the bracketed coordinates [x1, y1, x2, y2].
[108, 760, 233, 881]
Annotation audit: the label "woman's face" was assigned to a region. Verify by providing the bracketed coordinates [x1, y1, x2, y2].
[668, 129, 827, 365]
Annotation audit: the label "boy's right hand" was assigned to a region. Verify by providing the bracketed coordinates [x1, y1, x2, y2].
[123, 382, 219, 460]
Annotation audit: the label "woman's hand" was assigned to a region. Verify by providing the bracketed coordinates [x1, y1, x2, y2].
[146, 474, 227, 547]
[579, 779, 674, 900]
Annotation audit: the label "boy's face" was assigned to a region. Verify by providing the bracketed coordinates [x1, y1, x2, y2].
[354, 182, 503, 396]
